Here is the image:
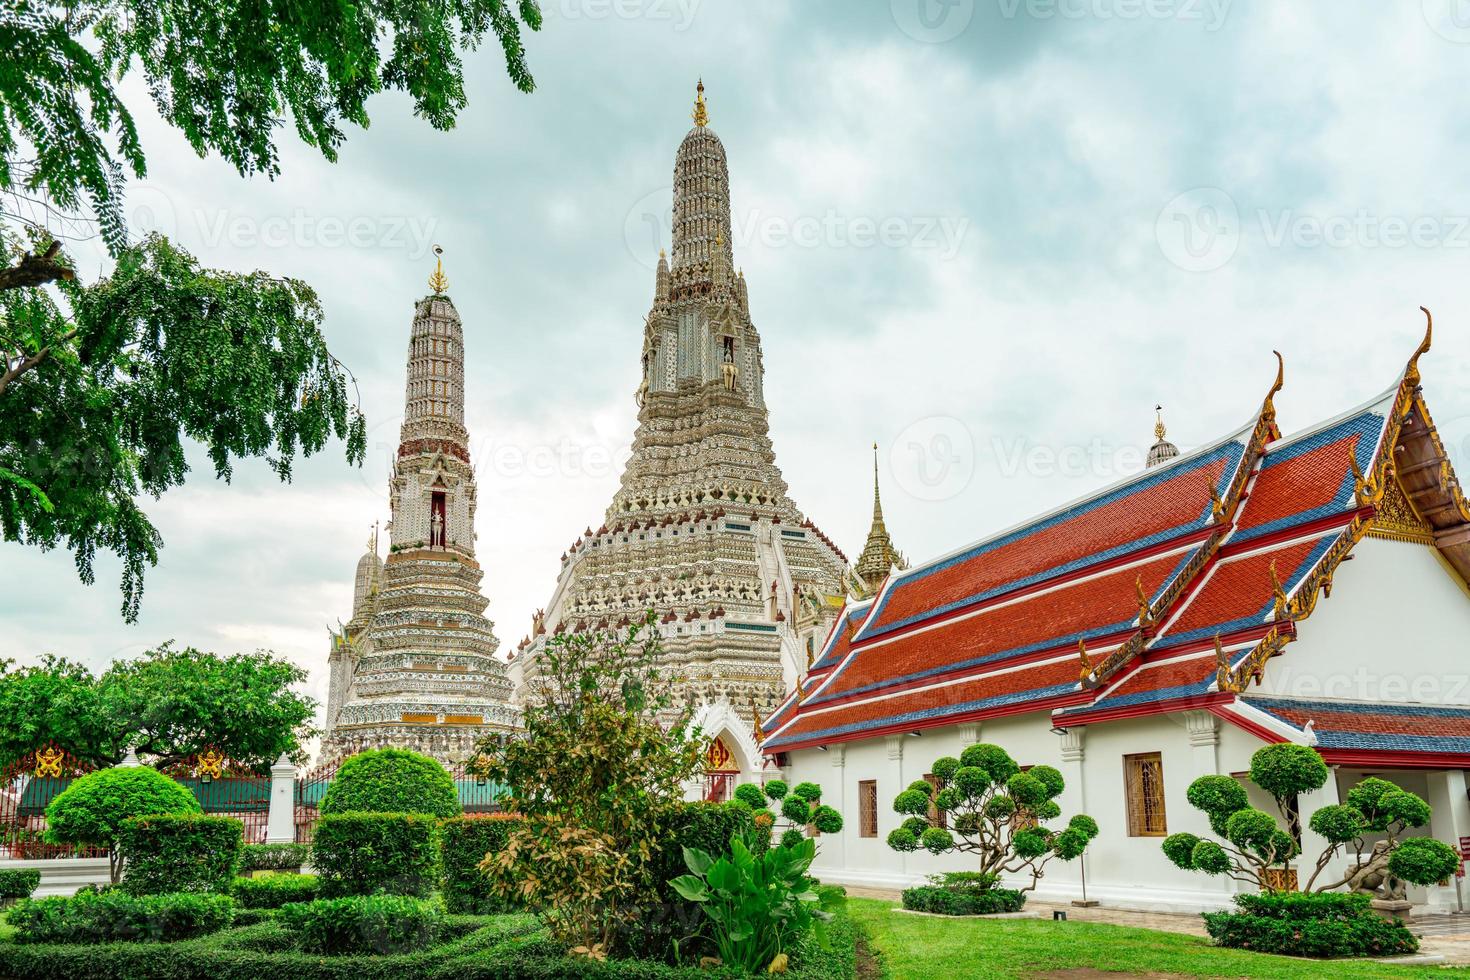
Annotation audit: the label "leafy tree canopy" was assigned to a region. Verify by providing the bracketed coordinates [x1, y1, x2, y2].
[1, 0, 543, 617]
[1, 0, 542, 255]
[0, 644, 317, 772]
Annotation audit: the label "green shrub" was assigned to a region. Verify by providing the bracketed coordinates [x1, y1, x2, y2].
[901, 872, 1023, 916]
[1389, 836, 1460, 885]
[232, 872, 320, 909]
[319, 748, 461, 818]
[6, 889, 235, 943]
[0, 868, 41, 900]
[624, 800, 754, 961]
[117, 812, 243, 895]
[241, 842, 310, 873]
[43, 765, 202, 882]
[312, 812, 440, 897]
[278, 894, 444, 955]
[0, 911, 543, 979]
[1203, 891, 1417, 957]
[732, 783, 766, 809]
[441, 815, 521, 914]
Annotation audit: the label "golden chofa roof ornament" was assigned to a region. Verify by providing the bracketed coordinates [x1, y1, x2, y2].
[692, 78, 709, 128]
[428, 244, 448, 295]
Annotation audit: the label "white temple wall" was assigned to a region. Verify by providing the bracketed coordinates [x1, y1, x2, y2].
[785, 709, 1292, 911]
[1255, 537, 1470, 705]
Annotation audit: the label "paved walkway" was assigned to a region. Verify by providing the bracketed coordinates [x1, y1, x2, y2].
[844, 886, 1470, 964]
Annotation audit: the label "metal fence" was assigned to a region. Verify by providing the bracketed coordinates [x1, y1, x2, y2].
[0, 748, 106, 860]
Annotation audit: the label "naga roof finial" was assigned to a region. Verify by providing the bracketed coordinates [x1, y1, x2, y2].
[428, 244, 448, 295]
[692, 78, 709, 128]
[1405, 306, 1433, 387]
[1262, 350, 1285, 424]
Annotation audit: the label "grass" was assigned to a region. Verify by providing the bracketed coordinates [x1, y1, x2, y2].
[846, 897, 1457, 979]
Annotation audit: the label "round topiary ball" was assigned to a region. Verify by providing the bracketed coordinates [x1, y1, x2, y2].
[319, 748, 461, 818]
[1389, 837, 1460, 886]
[930, 757, 961, 782]
[920, 827, 955, 854]
[887, 826, 919, 852]
[763, 780, 789, 800]
[1068, 814, 1100, 840]
[959, 744, 1019, 784]
[1379, 790, 1432, 829]
[1309, 803, 1366, 844]
[812, 805, 843, 834]
[791, 782, 823, 803]
[1248, 743, 1328, 801]
[1190, 839, 1232, 875]
[781, 795, 812, 825]
[1162, 832, 1201, 869]
[780, 828, 806, 849]
[1011, 827, 1051, 859]
[45, 765, 201, 851]
[733, 783, 767, 809]
[1006, 772, 1048, 809]
[1027, 765, 1065, 800]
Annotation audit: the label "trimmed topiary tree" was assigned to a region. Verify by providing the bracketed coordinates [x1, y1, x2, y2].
[1163, 743, 1459, 898]
[43, 765, 202, 883]
[886, 742, 1099, 897]
[319, 748, 461, 818]
[311, 812, 441, 897]
[739, 779, 842, 850]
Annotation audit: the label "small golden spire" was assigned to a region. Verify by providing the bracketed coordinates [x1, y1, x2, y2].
[428, 245, 448, 295]
[692, 77, 709, 127]
[1154, 405, 1167, 443]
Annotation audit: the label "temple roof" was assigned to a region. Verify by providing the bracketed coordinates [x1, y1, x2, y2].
[763, 313, 1470, 760]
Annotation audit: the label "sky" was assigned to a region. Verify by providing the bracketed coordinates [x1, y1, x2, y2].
[5, 1, 1470, 725]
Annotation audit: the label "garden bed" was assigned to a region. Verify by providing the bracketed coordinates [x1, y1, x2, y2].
[0, 906, 864, 980]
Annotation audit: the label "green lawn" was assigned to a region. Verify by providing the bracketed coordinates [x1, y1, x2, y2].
[847, 897, 1458, 979]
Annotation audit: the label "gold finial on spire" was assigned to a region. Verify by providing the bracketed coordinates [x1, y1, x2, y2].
[1405, 306, 1433, 387]
[692, 77, 709, 127]
[1154, 405, 1167, 443]
[428, 245, 448, 295]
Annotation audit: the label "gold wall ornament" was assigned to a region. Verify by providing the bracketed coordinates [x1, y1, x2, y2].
[1405, 306, 1432, 388]
[34, 746, 64, 778]
[428, 245, 448, 295]
[197, 749, 224, 781]
[1368, 471, 1436, 545]
[704, 735, 735, 772]
[691, 78, 709, 128]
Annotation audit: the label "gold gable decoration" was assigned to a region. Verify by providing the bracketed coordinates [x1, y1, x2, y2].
[1367, 473, 1436, 545]
[704, 735, 736, 772]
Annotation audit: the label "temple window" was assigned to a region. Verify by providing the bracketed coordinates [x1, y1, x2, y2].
[859, 779, 878, 838]
[1124, 752, 1168, 836]
[923, 773, 948, 829]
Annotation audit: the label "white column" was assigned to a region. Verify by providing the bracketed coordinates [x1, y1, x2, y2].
[886, 735, 906, 877]
[1058, 727, 1087, 814]
[1182, 710, 1221, 780]
[266, 753, 298, 844]
[1426, 769, 1470, 912]
[825, 745, 847, 870]
[1296, 766, 1345, 893]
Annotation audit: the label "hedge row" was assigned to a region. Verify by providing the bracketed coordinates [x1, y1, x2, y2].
[0, 913, 542, 980]
[311, 812, 440, 897]
[0, 868, 41, 900]
[6, 890, 236, 943]
[1203, 891, 1419, 958]
[278, 895, 444, 955]
[440, 815, 520, 914]
[232, 873, 319, 909]
[900, 884, 1026, 915]
[241, 843, 310, 874]
[118, 813, 243, 896]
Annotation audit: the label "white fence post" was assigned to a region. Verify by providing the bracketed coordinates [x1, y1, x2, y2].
[265, 753, 296, 844]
